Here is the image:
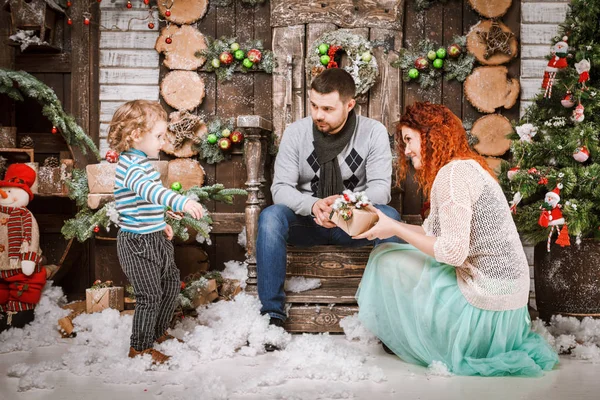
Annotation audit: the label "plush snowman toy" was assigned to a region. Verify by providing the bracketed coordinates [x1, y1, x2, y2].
[0, 164, 45, 321]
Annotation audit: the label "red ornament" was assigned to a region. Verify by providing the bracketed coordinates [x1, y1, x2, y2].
[67, 18, 73, 25]
[180, 281, 186, 290]
[97, 0, 102, 2]
[328, 45, 342, 58]
[144, 0, 150, 4]
[327, 61, 338, 69]
[573, 146, 590, 162]
[447, 44, 462, 58]
[538, 177, 548, 185]
[230, 130, 244, 144]
[66, 1, 72, 6]
[507, 166, 520, 181]
[165, 37, 172, 44]
[218, 137, 232, 151]
[51, 126, 58, 135]
[126, 0, 132, 8]
[343, 193, 350, 201]
[219, 51, 234, 65]
[527, 168, 538, 174]
[84, 17, 90, 25]
[148, 22, 155, 29]
[105, 150, 120, 163]
[246, 48, 262, 63]
[165, 9, 171, 17]
[93, 226, 100, 233]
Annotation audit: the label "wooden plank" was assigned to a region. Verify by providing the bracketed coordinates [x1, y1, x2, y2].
[99, 49, 159, 68]
[521, 24, 560, 45]
[521, 59, 547, 79]
[211, 213, 245, 233]
[16, 132, 70, 153]
[520, 77, 542, 100]
[305, 23, 337, 114]
[100, 10, 158, 32]
[286, 278, 361, 303]
[100, 101, 127, 122]
[521, 44, 552, 59]
[500, 0, 521, 125]
[441, 3, 463, 118]
[15, 53, 71, 73]
[100, 31, 159, 49]
[99, 85, 159, 101]
[369, 28, 402, 135]
[522, 3, 569, 24]
[271, 0, 403, 31]
[287, 245, 371, 277]
[284, 304, 359, 333]
[272, 25, 305, 143]
[253, 1, 272, 119]
[90, 5, 101, 150]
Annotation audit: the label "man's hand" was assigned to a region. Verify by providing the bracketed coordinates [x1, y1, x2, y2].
[311, 195, 340, 228]
[164, 224, 174, 240]
[184, 199, 204, 220]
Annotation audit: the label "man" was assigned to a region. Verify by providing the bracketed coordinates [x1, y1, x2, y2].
[257, 68, 403, 350]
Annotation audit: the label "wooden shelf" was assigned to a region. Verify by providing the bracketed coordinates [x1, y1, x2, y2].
[0, 147, 34, 162]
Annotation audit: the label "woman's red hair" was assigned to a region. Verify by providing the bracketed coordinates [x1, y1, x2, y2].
[396, 102, 496, 199]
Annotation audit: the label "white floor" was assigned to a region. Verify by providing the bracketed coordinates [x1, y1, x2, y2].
[1, 337, 599, 400]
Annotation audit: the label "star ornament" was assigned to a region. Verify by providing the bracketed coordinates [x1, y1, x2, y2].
[478, 21, 514, 59]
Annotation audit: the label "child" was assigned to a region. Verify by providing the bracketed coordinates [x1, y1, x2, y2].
[107, 100, 204, 364]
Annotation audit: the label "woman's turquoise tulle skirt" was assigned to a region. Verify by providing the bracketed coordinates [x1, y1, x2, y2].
[356, 243, 559, 377]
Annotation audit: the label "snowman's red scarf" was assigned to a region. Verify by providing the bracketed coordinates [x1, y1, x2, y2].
[0, 205, 33, 259]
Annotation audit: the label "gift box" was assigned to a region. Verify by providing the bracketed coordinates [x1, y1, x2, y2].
[85, 286, 124, 313]
[330, 207, 378, 236]
[329, 190, 378, 237]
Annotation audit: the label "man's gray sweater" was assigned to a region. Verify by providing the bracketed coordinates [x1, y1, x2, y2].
[271, 115, 392, 216]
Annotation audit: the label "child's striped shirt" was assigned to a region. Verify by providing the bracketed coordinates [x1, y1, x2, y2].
[114, 148, 188, 234]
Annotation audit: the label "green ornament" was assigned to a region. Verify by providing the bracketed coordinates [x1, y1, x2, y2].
[221, 128, 231, 137]
[211, 58, 220, 68]
[171, 182, 182, 191]
[408, 68, 419, 79]
[427, 50, 437, 61]
[207, 133, 218, 144]
[361, 51, 372, 62]
[230, 42, 240, 52]
[433, 58, 444, 69]
[234, 49, 245, 60]
[318, 43, 329, 55]
[436, 47, 447, 59]
[320, 55, 331, 66]
[242, 58, 254, 68]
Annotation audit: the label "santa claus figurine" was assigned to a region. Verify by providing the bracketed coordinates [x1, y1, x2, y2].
[542, 36, 569, 98]
[0, 164, 46, 331]
[538, 185, 565, 228]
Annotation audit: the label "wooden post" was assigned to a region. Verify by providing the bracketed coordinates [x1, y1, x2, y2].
[237, 115, 272, 292]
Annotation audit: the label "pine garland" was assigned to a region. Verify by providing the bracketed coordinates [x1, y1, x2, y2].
[197, 117, 235, 164]
[64, 168, 89, 209]
[392, 37, 475, 89]
[196, 37, 274, 82]
[0, 69, 100, 159]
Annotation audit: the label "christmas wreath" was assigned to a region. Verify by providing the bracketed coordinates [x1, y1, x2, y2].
[197, 117, 245, 164]
[0, 68, 100, 159]
[391, 36, 475, 89]
[61, 168, 247, 243]
[306, 30, 379, 96]
[196, 37, 274, 82]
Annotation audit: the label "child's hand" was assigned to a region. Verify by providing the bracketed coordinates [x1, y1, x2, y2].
[164, 224, 174, 240]
[184, 199, 204, 220]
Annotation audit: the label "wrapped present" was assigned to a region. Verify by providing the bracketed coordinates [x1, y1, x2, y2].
[329, 190, 379, 237]
[85, 281, 124, 313]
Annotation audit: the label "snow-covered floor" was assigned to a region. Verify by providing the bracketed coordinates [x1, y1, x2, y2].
[1, 276, 600, 400]
[1, 339, 599, 400]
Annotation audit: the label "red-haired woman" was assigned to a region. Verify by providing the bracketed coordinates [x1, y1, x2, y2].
[354, 102, 558, 376]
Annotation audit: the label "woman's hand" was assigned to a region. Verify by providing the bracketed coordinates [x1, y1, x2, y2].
[353, 206, 398, 241]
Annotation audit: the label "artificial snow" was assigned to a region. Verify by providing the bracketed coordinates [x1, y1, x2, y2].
[339, 313, 379, 345]
[221, 260, 249, 289]
[532, 315, 600, 363]
[238, 227, 247, 248]
[284, 277, 321, 293]
[427, 361, 453, 377]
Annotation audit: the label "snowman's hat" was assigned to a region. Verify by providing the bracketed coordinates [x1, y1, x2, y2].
[0, 163, 36, 201]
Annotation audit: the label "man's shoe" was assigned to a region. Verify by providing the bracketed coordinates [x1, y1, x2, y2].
[381, 342, 395, 355]
[265, 317, 285, 352]
[155, 332, 184, 344]
[128, 346, 170, 364]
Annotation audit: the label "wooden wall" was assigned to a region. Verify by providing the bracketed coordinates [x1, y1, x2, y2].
[0, 1, 100, 298]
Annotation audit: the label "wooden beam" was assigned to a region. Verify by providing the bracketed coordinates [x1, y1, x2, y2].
[271, 0, 403, 30]
[15, 53, 71, 73]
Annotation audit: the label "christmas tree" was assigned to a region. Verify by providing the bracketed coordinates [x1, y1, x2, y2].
[500, 0, 600, 248]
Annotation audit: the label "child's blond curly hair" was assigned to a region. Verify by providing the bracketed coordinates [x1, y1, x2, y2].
[107, 100, 167, 153]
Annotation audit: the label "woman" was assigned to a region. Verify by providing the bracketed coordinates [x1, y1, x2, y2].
[354, 102, 558, 377]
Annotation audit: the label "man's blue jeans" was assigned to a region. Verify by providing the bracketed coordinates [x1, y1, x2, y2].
[256, 203, 404, 321]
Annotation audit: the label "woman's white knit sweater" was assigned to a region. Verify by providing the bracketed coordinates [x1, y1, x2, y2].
[422, 159, 531, 311]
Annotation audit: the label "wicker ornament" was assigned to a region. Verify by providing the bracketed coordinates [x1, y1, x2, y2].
[477, 21, 514, 60]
